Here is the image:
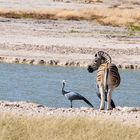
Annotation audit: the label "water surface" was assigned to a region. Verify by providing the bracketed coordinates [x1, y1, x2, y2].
[0, 63, 139, 108]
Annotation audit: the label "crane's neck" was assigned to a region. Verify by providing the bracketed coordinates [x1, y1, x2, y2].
[62, 83, 66, 95]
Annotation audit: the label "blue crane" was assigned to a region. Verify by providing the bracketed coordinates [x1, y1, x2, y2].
[62, 80, 94, 108]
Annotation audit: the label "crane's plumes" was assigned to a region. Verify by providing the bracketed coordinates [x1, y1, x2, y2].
[61, 80, 94, 108]
[81, 96, 94, 108]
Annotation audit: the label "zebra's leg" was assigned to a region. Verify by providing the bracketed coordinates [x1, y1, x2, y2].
[105, 92, 115, 108]
[107, 89, 113, 110]
[96, 84, 115, 109]
[97, 89, 116, 108]
[97, 90, 115, 108]
[99, 85, 105, 110]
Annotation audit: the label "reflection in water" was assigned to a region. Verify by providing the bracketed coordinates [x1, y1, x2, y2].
[0, 63, 139, 108]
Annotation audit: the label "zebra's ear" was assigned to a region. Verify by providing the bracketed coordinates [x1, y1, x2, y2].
[97, 51, 112, 63]
[97, 51, 104, 57]
[103, 52, 111, 61]
[95, 51, 104, 57]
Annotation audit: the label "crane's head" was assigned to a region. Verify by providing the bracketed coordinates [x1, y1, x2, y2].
[62, 80, 66, 86]
[87, 51, 111, 73]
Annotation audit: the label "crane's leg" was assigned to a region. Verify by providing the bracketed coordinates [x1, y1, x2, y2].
[107, 88, 113, 110]
[70, 100, 72, 108]
[99, 85, 105, 110]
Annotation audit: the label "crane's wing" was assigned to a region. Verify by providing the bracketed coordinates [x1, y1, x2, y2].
[65, 92, 93, 107]
[65, 91, 83, 100]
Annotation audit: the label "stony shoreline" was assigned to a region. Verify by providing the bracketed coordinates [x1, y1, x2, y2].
[0, 43, 140, 69]
[0, 100, 140, 127]
[1, 54, 140, 70]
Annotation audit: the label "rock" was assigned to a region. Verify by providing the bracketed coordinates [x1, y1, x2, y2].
[38, 60, 46, 65]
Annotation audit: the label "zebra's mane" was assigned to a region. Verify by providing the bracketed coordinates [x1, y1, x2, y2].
[97, 51, 112, 64]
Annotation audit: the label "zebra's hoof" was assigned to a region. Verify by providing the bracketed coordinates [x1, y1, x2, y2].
[99, 107, 105, 110]
[107, 108, 113, 110]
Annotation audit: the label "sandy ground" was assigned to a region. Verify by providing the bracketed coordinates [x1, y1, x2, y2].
[0, 100, 140, 128]
[0, 0, 140, 10]
[0, 17, 140, 69]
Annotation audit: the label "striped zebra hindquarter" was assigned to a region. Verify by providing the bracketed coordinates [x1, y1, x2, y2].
[97, 63, 121, 92]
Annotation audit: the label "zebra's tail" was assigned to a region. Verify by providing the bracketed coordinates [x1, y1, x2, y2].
[82, 97, 94, 108]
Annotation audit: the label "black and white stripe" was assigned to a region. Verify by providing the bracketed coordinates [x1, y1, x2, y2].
[88, 51, 121, 110]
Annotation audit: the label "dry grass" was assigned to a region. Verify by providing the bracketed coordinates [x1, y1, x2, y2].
[0, 114, 140, 140]
[0, 7, 140, 27]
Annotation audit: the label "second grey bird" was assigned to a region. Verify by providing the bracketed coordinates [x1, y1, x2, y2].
[61, 80, 94, 108]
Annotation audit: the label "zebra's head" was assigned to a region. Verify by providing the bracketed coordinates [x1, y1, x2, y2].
[87, 51, 112, 73]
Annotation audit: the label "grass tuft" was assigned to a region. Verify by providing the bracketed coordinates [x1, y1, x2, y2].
[127, 24, 140, 32]
[69, 29, 80, 33]
[0, 114, 140, 140]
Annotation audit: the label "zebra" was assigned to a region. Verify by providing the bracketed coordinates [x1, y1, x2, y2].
[87, 51, 121, 110]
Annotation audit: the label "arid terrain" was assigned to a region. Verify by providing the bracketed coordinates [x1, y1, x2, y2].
[0, 1, 140, 139]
